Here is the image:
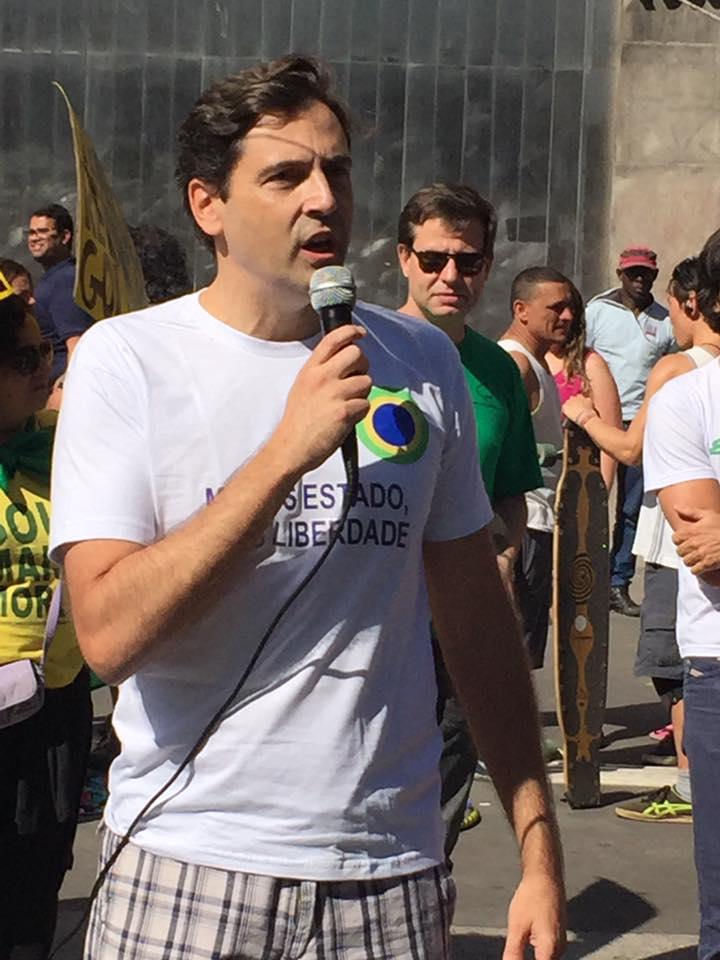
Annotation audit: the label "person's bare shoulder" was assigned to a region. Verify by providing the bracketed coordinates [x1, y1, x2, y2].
[647, 352, 696, 394]
[507, 349, 531, 375]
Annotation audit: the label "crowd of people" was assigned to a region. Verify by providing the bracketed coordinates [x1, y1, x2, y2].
[1, 52, 719, 960]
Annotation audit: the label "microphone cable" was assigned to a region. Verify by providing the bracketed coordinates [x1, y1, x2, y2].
[50, 442, 359, 958]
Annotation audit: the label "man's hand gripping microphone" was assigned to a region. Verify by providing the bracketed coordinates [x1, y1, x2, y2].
[309, 265, 360, 488]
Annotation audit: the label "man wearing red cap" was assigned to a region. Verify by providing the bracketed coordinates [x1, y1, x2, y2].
[585, 246, 675, 616]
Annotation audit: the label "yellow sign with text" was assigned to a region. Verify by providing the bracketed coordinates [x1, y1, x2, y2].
[54, 82, 147, 321]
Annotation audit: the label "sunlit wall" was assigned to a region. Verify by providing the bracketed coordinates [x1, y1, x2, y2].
[0, 0, 616, 333]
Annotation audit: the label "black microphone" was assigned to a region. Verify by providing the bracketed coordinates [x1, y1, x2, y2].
[308, 265, 359, 487]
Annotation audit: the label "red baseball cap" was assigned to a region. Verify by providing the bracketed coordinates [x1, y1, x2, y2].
[618, 246, 658, 271]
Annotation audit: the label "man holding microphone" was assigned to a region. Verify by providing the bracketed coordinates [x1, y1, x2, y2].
[50, 56, 564, 959]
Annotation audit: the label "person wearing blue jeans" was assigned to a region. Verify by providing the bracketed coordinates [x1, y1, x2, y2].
[610, 455, 644, 599]
[585, 246, 675, 617]
[684, 658, 720, 960]
[644, 234, 720, 960]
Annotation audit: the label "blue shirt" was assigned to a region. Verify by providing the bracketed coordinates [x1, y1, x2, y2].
[585, 289, 674, 420]
[35, 258, 94, 382]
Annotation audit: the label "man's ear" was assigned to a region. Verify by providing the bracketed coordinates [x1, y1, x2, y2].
[187, 179, 224, 242]
[512, 299, 527, 324]
[685, 291, 700, 319]
[397, 244, 412, 279]
[60, 229, 72, 249]
[616, 268, 624, 281]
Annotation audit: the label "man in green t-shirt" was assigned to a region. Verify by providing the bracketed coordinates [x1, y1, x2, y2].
[396, 183, 542, 857]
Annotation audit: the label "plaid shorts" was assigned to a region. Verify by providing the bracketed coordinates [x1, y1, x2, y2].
[85, 826, 456, 959]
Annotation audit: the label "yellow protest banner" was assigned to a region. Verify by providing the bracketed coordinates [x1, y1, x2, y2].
[53, 82, 147, 321]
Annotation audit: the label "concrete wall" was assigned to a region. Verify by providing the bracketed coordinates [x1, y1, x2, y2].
[0, 0, 617, 333]
[607, 0, 720, 299]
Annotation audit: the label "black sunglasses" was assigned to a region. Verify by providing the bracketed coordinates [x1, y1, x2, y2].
[410, 248, 485, 277]
[6, 341, 53, 376]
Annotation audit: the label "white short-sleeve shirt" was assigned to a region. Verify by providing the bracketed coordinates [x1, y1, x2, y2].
[585, 292, 674, 421]
[50, 293, 491, 879]
[644, 359, 720, 658]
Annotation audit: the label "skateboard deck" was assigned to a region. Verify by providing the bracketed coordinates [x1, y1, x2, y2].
[552, 422, 609, 808]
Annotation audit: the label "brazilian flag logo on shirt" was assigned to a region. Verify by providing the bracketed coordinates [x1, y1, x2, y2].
[357, 386, 429, 464]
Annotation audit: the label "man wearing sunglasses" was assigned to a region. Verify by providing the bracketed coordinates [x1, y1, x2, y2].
[27, 202, 93, 386]
[397, 184, 543, 856]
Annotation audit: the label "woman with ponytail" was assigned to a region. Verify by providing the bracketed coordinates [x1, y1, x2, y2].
[564, 255, 720, 824]
[545, 280, 622, 492]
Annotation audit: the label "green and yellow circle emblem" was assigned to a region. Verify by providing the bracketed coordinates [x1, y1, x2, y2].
[357, 386, 429, 464]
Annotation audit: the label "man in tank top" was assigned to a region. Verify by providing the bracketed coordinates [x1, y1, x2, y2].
[499, 267, 573, 669]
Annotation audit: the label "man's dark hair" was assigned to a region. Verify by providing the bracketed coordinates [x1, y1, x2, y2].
[510, 266, 571, 312]
[698, 229, 720, 333]
[397, 183, 497, 265]
[176, 55, 351, 251]
[668, 256, 701, 306]
[0, 259, 31, 284]
[129, 225, 192, 304]
[30, 203, 74, 243]
[0, 293, 29, 360]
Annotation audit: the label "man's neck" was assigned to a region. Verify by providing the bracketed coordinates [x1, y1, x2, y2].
[201, 268, 320, 342]
[39, 248, 71, 272]
[692, 325, 720, 352]
[501, 322, 549, 364]
[618, 288, 652, 316]
[397, 297, 466, 344]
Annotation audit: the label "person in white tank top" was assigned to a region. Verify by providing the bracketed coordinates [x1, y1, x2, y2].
[564, 256, 720, 823]
[498, 266, 573, 670]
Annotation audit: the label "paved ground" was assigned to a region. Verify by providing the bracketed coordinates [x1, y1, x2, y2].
[54, 594, 697, 960]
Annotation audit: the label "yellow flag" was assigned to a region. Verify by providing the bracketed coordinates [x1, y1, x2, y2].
[53, 82, 147, 321]
[0, 269, 14, 302]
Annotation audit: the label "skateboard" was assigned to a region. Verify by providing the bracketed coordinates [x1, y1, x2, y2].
[552, 422, 609, 808]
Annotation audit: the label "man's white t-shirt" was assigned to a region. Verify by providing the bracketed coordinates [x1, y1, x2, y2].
[50, 293, 492, 880]
[644, 359, 720, 658]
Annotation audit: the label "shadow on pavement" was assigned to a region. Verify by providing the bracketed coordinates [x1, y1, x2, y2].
[454, 879, 662, 959]
[53, 897, 88, 960]
[542, 700, 673, 768]
[602, 702, 667, 742]
[559, 789, 636, 809]
[568, 878, 656, 933]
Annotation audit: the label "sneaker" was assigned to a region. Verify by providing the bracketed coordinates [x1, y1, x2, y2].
[459, 803, 482, 832]
[614, 785, 692, 823]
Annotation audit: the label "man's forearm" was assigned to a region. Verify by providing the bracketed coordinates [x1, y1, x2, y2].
[577, 414, 640, 466]
[464, 631, 561, 878]
[493, 494, 527, 557]
[64, 438, 301, 683]
[424, 532, 562, 878]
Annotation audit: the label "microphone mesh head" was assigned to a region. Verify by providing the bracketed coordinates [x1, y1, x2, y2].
[309, 266, 356, 313]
